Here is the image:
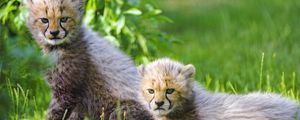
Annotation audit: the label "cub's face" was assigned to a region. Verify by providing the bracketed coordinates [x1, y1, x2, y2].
[26, 0, 84, 46]
[138, 60, 195, 117]
[141, 75, 185, 116]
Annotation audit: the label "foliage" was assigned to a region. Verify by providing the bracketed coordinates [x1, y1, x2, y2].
[84, 0, 173, 63]
[0, 0, 172, 119]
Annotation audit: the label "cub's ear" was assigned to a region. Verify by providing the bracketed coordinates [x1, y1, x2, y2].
[181, 64, 195, 79]
[137, 64, 145, 77]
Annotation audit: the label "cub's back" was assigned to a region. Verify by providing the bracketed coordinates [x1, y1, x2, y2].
[82, 27, 140, 100]
[196, 91, 300, 120]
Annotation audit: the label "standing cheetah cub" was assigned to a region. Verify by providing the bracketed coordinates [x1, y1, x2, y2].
[138, 58, 300, 120]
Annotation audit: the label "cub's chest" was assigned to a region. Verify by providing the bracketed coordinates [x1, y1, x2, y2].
[45, 50, 61, 65]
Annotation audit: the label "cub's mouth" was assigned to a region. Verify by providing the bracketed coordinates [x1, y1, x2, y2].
[46, 31, 69, 42]
[49, 37, 62, 40]
[45, 37, 68, 45]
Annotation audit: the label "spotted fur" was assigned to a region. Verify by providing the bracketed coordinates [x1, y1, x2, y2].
[138, 58, 300, 120]
[25, 0, 153, 120]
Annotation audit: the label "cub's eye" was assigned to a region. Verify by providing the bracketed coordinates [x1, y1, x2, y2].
[60, 17, 69, 23]
[166, 88, 175, 94]
[40, 18, 49, 24]
[147, 89, 154, 94]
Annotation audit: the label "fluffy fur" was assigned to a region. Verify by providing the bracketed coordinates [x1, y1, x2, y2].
[138, 58, 300, 120]
[25, 0, 152, 119]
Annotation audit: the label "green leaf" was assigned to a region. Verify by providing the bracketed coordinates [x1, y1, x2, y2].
[152, 9, 162, 15]
[104, 35, 120, 47]
[137, 34, 148, 54]
[124, 8, 142, 15]
[100, 16, 112, 34]
[115, 16, 125, 34]
[141, 56, 150, 64]
[83, 9, 96, 26]
[123, 26, 135, 43]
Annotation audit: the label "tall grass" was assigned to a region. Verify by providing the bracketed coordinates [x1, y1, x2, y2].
[6, 80, 46, 120]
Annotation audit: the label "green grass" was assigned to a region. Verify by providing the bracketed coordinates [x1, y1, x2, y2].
[159, 0, 300, 99]
[1, 0, 300, 119]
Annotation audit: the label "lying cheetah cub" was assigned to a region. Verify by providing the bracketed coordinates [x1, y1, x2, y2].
[138, 58, 300, 120]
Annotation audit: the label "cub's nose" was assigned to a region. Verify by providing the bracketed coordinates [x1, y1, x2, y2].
[50, 30, 60, 37]
[155, 101, 164, 107]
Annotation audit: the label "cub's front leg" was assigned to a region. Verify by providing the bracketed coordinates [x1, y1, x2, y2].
[68, 103, 85, 120]
[47, 90, 79, 120]
[46, 60, 86, 120]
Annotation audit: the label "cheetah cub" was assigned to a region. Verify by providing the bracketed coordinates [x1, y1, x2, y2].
[138, 58, 300, 120]
[25, 0, 152, 119]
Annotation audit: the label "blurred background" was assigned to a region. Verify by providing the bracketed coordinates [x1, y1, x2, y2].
[159, 0, 300, 92]
[1, 0, 300, 119]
